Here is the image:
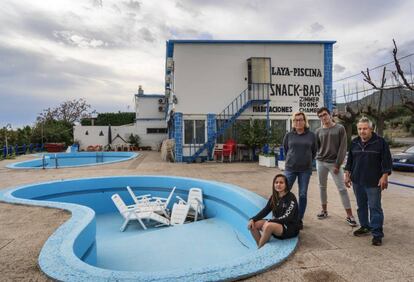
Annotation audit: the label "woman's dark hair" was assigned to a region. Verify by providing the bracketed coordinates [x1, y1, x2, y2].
[271, 174, 289, 210]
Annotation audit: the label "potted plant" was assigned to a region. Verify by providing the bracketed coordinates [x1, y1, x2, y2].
[237, 119, 267, 161]
[259, 152, 276, 167]
[258, 123, 285, 168]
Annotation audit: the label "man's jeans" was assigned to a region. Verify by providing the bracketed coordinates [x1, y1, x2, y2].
[352, 183, 384, 238]
[284, 170, 312, 220]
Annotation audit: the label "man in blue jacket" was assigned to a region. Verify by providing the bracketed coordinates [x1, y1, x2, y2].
[344, 117, 392, 246]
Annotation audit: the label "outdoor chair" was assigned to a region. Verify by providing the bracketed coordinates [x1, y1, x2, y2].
[222, 144, 234, 162]
[126, 186, 176, 218]
[224, 139, 237, 161]
[111, 193, 170, 231]
[170, 200, 191, 225]
[213, 144, 224, 161]
[175, 188, 205, 222]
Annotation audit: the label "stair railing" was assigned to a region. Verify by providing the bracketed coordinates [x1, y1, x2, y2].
[187, 83, 271, 163]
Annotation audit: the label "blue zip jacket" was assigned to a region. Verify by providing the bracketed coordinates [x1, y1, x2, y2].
[345, 133, 392, 187]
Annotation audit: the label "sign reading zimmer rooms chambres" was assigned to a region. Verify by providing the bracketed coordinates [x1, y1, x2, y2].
[252, 66, 324, 115]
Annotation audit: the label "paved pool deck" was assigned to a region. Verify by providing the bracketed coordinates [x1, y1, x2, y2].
[0, 151, 413, 281]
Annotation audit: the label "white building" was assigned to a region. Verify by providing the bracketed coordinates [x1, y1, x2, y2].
[73, 88, 168, 151]
[164, 40, 335, 162]
[74, 39, 335, 160]
[133, 92, 168, 149]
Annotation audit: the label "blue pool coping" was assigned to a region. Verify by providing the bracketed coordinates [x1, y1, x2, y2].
[0, 176, 299, 281]
[6, 152, 139, 169]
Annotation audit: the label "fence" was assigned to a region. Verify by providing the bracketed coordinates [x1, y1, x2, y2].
[2, 143, 44, 159]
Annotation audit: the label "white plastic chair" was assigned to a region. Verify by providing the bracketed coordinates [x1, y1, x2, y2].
[126, 186, 152, 205]
[126, 186, 176, 218]
[175, 188, 205, 222]
[111, 194, 170, 231]
[170, 200, 191, 225]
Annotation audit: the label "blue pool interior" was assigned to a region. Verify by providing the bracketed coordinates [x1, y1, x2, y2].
[2, 176, 298, 281]
[96, 216, 252, 271]
[7, 152, 138, 169]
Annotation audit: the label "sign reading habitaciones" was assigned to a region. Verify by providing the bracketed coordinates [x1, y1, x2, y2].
[252, 65, 324, 114]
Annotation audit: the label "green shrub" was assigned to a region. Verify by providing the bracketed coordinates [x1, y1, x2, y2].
[128, 134, 141, 147]
[81, 112, 135, 126]
[402, 116, 414, 132]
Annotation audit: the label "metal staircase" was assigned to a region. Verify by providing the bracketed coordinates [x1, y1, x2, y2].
[187, 83, 271, 163]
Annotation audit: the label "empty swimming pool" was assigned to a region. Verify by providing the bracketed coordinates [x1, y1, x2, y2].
[0, 176, 298, 281]
[7, 152, 138, 169]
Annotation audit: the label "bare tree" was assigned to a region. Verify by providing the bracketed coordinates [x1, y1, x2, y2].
[360, 67, 387, 135]
[37, 98, 93, 124]
[360, 39, 414, 135]
[362, 40, 414, 112]
[335, 104, 359, 144]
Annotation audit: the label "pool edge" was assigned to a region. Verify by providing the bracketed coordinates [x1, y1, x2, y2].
[0, 176, 299, 281]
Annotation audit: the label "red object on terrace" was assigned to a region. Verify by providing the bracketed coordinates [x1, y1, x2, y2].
[215, 139, 237, 162]
[44, 143, 65, 152]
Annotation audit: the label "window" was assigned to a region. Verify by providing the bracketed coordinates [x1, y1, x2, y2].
[308, 120, 321, 132]
[184, 120, 205, 144]
[147, 128, 168, 134]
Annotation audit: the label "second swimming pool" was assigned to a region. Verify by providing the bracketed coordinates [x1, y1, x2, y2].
[7, 152, 138, 169]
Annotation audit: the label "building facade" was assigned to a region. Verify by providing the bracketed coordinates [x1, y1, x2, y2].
[164, 40, 335, 162]
[73, 91, 168, 151]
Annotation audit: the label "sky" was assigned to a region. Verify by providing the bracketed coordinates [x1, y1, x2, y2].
[1, 0, 414, 127]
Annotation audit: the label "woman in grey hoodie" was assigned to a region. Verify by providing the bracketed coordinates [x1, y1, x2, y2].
[283, 111, 316, 229]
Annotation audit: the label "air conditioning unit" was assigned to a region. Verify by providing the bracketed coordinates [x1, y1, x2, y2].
[166, 58, 174, 71]
[165, 74, 172, 84]
[158, 106, 165, 112]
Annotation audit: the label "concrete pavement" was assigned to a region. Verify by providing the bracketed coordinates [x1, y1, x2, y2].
[0, 152, 413, 281]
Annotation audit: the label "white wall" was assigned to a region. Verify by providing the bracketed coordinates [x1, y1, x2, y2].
[173, 43, 324, 118]
[135, 120, 168, 150]
[74, 121, 168, 150]
[136, 96, 166, 119]
[74, 126, 108, 149]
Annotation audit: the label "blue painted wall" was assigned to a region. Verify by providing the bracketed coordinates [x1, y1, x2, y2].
[324, 43, 334, 111]
[206, 113, 216, 160]
[173, 112, 183, 162]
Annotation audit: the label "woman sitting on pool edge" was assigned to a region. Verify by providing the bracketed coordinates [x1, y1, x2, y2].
[248, 174, 300, 248]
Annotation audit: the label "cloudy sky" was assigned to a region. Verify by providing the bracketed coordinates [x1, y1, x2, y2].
[1, 0, 414, 127]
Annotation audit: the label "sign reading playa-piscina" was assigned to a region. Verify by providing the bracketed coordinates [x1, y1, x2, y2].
[252, 65, 324, 115]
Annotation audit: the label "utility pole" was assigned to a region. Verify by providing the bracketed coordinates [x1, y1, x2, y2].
[41, 122, 44, 147]
[4, 123, 11, 156]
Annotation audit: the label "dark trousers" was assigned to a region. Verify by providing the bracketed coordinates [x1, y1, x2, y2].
[352, 183, 384, 238]
[285, 170, 312, 220]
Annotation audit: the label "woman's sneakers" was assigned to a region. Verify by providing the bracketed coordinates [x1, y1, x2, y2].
[317, 211, 358, 227]
[317, 210, 328, 219]
[346, 216, 358, 227]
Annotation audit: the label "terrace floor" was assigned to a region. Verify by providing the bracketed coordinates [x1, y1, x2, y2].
[0, 151, 413, 281]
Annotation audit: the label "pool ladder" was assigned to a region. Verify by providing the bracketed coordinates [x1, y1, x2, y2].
[41, 154, 59, 169]
[55, 153, 58, 168]
[42, 154, 46, 169]
[96, 152, 104, 163]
